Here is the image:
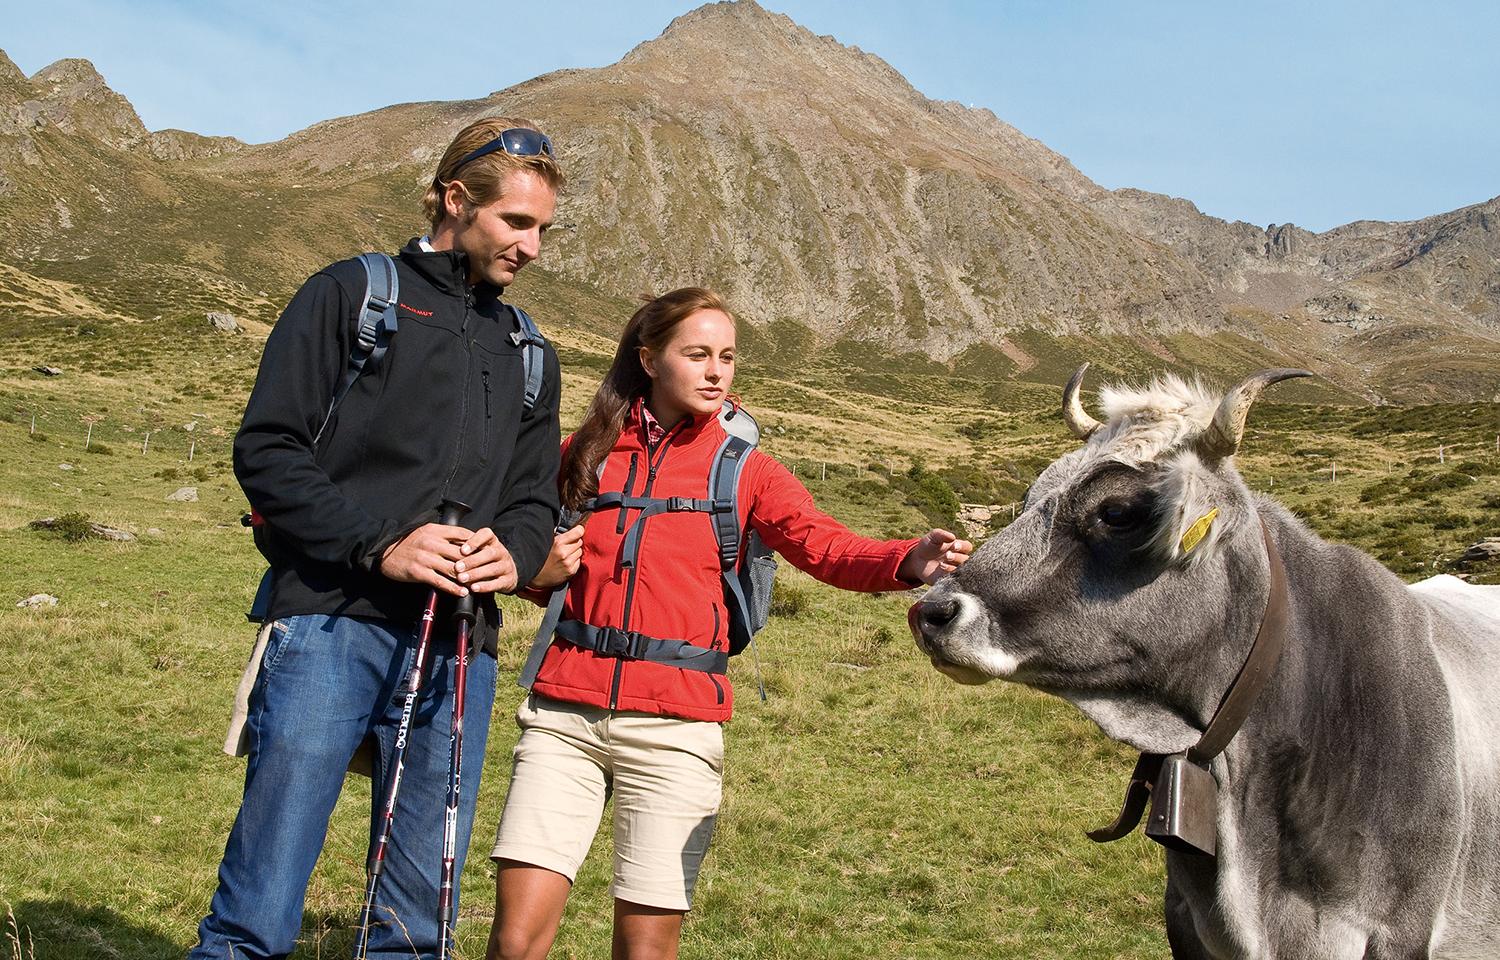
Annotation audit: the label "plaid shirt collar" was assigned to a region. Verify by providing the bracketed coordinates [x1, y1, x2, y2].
[639, 399, 667, 447]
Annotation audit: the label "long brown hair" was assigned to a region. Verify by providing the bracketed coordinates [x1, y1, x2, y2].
[561, 287, 734, 510]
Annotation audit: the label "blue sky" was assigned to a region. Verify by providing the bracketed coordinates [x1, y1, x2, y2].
[6, 0, 1496, 232]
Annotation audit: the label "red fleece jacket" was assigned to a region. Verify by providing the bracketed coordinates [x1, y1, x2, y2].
[529, 401, 920, 722]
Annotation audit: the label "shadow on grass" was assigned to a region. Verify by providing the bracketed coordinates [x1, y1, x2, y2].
[8, 901, 184, 959]
[5, 903, 422, 958]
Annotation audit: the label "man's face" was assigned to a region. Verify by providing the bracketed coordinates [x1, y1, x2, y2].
[449, 169, 556, 287]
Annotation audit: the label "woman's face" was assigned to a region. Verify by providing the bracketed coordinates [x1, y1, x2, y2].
[640, 308, 736, 426]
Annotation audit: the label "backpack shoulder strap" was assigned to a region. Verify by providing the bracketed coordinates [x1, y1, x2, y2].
[313, 252, 398, 447]
[517, 503, 588, 691]
[710, 402, 761, 654]
[508, 304, 547, 413]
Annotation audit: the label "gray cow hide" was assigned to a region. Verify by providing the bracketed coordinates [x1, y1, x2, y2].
[911, 367, 1500, 959]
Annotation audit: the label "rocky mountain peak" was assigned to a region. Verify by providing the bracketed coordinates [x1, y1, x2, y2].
[18, 56, 147, 149]
[619, 0, 916, 98]
[32, 57, 111, 89]
[0, 49, 26, 89]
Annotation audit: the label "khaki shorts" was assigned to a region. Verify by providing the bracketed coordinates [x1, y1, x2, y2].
[491, 694, 724, 911]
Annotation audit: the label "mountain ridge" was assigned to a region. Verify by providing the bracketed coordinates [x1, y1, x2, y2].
[0, 0, 1495, 403]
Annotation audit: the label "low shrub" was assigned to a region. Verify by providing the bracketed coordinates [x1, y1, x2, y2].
[1409, 472, 1475, 496]
[1430, 513, 1471, 531]
[39, 511, 99, 542]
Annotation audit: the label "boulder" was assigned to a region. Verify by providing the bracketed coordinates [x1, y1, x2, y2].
[1460, 538, 1500, 563]
[17, 593, 59, 609]
[166, 486, 198, 502]
[207, 311, 241, 334]
[32, 365, 62, 376]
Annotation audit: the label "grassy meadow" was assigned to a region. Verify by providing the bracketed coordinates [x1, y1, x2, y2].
[1, 301, 1497, 959]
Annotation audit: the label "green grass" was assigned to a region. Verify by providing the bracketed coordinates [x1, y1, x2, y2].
[0, 297, 1497, 957]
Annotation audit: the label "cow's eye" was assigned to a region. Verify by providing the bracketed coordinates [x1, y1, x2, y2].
[1097, 500, 1146, 529]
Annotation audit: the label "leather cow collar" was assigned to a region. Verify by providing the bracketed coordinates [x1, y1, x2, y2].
[1086, 517, 1291, 857]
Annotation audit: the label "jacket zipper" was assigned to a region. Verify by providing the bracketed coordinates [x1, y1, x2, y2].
[708, 605, 724, 704]
[479, 368, 492, 465]
[616, 453, 639, 534]
[440, 291, 475, 497]
[609, 417, 689, 710]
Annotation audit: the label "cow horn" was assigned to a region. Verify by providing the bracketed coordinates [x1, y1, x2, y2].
[1062, 363, 1102, 439]
[1197, 368, 1314, 459]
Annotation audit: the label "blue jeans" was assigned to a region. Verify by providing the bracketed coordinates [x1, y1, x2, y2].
[189, 613, 498, 960]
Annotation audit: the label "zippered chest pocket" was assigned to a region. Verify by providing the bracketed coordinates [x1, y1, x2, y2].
[470, 340, 524, 468]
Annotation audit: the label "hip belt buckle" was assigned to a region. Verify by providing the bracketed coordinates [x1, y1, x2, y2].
[601, 627, 640, 660]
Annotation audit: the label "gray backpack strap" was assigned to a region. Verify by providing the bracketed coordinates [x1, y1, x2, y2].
[313, 252, 398, 447]
[509, 304, 547, 413]
[714, 402, 772, 700]
[252, 252, 396, 622]
[708, 432, 757, 655]
[517, 502, 587, 690]
[518, 581, 569, 689]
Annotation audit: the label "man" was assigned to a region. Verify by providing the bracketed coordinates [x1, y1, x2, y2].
[189, 117, 564, 959]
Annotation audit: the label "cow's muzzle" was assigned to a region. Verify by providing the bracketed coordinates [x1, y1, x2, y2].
[908, 597, 959, 651]
[909, 596, 997, 684]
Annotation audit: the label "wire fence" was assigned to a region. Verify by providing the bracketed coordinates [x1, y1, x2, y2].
[11, 405, 236, 465]
[12, 400, 1497, 489]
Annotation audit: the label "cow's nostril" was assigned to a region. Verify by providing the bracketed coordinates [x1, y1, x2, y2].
[915, 598, 961, 636]
[923, 598, 960, 630]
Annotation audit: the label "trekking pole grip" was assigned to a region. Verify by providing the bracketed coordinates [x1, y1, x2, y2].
[439, 500, 471, 528]
[440, 499, 479, 623]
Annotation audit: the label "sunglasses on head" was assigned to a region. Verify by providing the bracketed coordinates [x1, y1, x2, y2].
[450, 128, 554, 175]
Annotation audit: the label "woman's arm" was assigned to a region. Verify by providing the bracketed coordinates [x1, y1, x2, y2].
[746, 454, 971, 591]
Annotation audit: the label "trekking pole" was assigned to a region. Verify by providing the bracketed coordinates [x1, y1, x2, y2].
[356, 499, 470, 960]
[437, 572, 476, 958]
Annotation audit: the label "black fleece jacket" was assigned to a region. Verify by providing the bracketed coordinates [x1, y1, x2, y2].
[233, 239, 561, 653]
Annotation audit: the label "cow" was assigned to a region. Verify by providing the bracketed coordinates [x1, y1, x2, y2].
[909, 364, 1500, 960]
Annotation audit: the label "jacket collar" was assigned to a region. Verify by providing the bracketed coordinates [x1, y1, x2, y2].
[397, 236, 504, 303]
[627, 396, 722, 449]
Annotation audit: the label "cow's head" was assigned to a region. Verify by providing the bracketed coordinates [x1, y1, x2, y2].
[912, 364, 1310, 754]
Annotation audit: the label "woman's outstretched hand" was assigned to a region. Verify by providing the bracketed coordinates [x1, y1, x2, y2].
[528, 524, 586, 591]
[899, 529, 974, 586]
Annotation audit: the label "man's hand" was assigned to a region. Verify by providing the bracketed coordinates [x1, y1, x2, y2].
[454, 527, 518, 594]
[528, 524, 585, 591]
[898, 528, 975, 586]
[380, 524, 518, 596]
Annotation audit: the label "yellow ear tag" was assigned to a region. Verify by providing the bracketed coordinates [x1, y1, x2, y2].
[1178, 508, 1220, 554]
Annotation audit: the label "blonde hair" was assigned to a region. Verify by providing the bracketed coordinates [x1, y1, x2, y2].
[422, 117, 565, 230]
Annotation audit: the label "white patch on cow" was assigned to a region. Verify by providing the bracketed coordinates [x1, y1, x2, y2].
[1428, 907, 1447, 956]
[1063, 693, 1201, 754]
[1095, 375, 1220, 466]
[931, 593, 1021, 680]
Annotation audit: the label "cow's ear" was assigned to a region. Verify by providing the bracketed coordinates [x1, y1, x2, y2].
[1149, 452, 1225, 567]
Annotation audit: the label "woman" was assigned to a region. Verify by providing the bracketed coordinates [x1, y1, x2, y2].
[483, 288, 972, 960]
